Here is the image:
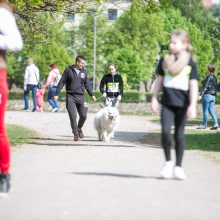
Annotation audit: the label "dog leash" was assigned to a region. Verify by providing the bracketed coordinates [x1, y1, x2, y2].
[95, 96, 103, 101]
[94, 96, 104, 109]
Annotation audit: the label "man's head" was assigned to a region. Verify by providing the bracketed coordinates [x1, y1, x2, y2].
[27, 58, 34, 66]
[75, 55, 86, 70]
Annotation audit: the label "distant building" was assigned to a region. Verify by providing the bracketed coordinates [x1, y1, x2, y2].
[64, 0, 132, 29]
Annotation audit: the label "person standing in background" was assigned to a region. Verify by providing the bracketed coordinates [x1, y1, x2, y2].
[198, 64, 219, 130]
[151, 30, 199, 180]
[23, 58, 40, 112]
[0, 0, 23, 194]
[43, 63, 61, 112]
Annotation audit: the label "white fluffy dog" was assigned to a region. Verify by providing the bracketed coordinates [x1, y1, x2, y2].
[94, 106, 120, 142]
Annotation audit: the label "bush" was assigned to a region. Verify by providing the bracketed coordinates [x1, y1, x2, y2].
[8, 90, 220, 104]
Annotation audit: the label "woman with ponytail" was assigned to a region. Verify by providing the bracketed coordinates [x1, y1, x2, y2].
[151, 30, 199, 180]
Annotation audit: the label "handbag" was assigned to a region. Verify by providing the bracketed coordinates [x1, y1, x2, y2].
[33, 69, 41, 89]
[37, 82, 42, 89]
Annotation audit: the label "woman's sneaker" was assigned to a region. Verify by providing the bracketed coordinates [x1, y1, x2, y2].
[174, 166, 186, 180]
[197, 124, 207, 129]
[210, 125, 219, 130]
[78, 128, 84, 139]
[160, 161, 174, 179]
[52, 108, 58, 113]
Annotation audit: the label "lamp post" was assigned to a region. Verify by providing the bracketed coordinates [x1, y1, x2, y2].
[93, 15, 97, 91]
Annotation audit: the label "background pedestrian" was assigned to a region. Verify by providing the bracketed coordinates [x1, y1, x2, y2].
[43, 63, 61, 112]
[23, 58, 40, 112]
[54, 55, 96, 141]
[100, 63, 123, 108]
[197, 64, 218, 130]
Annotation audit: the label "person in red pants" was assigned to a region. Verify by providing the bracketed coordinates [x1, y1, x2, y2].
[0, 0, 23, 195]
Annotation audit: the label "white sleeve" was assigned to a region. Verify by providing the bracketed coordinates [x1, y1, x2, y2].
[0, 8, 23, 51]
[24, 67, 29, 86]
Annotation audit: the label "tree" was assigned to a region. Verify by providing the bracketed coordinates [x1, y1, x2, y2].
[159, 7, 214, 80]
[74, 13, 110, 86]
[7, 24, 74, 88]
[102, 0, 164, 90]
[9, 0, 102, 43]
[166, 0, 220, 80]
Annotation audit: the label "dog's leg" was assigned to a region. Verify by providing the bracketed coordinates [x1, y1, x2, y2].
[105, 132, 112, 142]
[98, 130, 102, 141]
[111, 130, 115, 139]
[103, 131, 108, 142]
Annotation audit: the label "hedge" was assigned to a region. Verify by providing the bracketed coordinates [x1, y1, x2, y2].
[8, 90, 220, 104]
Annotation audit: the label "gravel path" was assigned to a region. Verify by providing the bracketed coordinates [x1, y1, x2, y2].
[0, 110, 220, 220]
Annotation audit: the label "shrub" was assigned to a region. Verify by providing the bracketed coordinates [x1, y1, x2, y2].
[8, 90, 220, 104]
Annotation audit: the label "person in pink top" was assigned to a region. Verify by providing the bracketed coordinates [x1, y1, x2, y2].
[36, 85, 45, 112]
[43, 64, 61, 112]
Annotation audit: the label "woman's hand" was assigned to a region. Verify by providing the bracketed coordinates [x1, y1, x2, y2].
[187, 104, 197, 119]
[151, 96, 159, 113]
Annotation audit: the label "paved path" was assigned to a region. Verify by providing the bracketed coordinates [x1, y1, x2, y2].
[0, 111, 220, 220]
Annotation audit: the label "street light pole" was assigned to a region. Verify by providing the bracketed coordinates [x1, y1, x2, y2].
[93, 15, 97, 91]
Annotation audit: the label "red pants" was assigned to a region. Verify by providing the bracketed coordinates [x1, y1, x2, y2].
[0, 69, 10, 174]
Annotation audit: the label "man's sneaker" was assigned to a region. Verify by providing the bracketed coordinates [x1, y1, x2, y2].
[0, 173, 11, 196]
[78, 128, 84, 139]
[52, 108, 58, 113]
[160, 161, 174, 179]
[210, 125, 219, 130]
[174, 166, 186, 180]
[196, 124, 207, 129]
[22, 108, 29, 112]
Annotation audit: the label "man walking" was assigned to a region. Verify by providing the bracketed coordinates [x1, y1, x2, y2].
[54, 55, 96, 141]
[23, 58, 40, 112]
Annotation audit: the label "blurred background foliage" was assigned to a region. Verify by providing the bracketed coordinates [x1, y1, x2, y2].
[6, 0, 220, 92]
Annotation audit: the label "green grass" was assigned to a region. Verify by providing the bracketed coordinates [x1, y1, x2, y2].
[144, 125, 220, 152]
[185, 130, 220, 151]
[6, 124, 38, 146]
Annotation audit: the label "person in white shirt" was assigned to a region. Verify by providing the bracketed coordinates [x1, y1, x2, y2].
[23, 58, 40, 112]
[43, 63, 61, 112]
[0, 0, 23, 195]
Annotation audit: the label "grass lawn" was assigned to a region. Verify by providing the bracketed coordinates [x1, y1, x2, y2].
[144, 128, 220, 151]
[6, 124, 38, 146]
[144, 116, 220, 162]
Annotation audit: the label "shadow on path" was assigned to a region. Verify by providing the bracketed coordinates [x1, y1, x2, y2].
[71, 171, 160, 180]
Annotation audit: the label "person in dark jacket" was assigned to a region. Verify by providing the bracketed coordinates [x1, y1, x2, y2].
[198, 64, 218, 130]
[54, 55, 96, 141]
[100, 63, 123, 108]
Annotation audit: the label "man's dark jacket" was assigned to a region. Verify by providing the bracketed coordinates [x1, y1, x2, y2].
[55, 65, 93, 96]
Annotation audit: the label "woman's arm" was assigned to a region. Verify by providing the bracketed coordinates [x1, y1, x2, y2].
[151, 75, 163, 113]
[0, 8, 23, 51]
[187, 79, 198, 119]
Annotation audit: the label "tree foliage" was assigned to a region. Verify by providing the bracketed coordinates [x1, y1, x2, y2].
[166, 0, 220, 80]
[5, 0, 220, 90]
[9, 0, 102, 43]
